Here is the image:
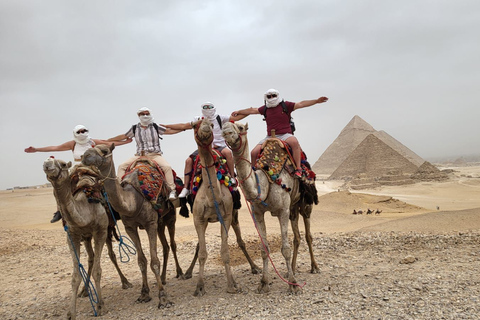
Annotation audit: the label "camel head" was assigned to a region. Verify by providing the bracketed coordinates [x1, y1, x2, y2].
[82, 143, 115, 171]
[43, 157, 72, 183]
[193, 118, 214, 148]
[222, 121, 249, 151]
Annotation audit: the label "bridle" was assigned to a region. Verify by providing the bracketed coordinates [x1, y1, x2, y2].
[194, 119, 217, 169]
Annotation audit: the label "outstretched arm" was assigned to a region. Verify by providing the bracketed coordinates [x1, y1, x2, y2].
[163, 122, 193, 131]
[294, 97, 328, 110]
[94, 138, 132, 146]
[108, 133, 129, 142]
[230, 107, 260, 121]
[24, 140, 75, 153]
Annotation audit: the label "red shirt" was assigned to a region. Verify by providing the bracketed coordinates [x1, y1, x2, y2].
[258, 101, 295, 136]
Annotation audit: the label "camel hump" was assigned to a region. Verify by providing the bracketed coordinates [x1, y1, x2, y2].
[261, 137, 287, 150]
[256, 139, 295, 183]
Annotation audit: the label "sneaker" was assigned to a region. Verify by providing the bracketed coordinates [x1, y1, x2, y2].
[50, 211, 62, 223]
[169, 190, 177, 200]
[230, 177, 237, 186]
[294, 169, 302, 178]
[178, 187, 190, 198]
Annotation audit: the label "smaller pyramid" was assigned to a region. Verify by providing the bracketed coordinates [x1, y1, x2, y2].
[411, 161, 449, 181]
[329, 134, 419, 180]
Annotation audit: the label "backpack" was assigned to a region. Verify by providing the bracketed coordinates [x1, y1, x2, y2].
[262, 100, 296, 134]
[132, 123, 163, 140]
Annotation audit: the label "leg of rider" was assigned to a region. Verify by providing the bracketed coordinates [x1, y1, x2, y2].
[250, 144, 262, 166]
[179, 156, 193, 198]
[117, 156, 139, 182]
[152, 154, 177, 198]
[286, 136, 301, 170]
[221, 148, 235, 176]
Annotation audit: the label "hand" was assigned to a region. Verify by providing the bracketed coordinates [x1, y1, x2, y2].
[231, 111, 240, 117]
[125, 137, 133, 143]
[24, 146, 36, 153]
[317, 97, 328, 103]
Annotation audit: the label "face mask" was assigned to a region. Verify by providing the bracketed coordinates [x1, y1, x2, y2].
[264, 89, 281, 108]
[73, 125, 90, 144]
[201, 107, 216, 119]
[139, 114, 154, 126]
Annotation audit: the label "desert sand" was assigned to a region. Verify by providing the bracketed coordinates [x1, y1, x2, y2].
[0, 166, 479, 319]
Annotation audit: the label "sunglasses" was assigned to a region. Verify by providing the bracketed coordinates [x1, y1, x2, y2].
[202, 105, 214, 109]
[138, 112, 150, 116]
[266, 94, 277, 99]
[76, 130, 88, 134]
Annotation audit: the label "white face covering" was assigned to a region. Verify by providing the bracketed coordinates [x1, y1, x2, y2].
[201, 102, 217, 120]
[73, 125, 90, 144]
[137, 107, 154, 126]
[264, 88, 282, 108]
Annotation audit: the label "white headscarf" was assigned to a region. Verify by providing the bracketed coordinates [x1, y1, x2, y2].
[73, 125, 90, 144]
[264, 88, 282, 108]
[137, 107, 154, 126]
[201, 102, 217, 120]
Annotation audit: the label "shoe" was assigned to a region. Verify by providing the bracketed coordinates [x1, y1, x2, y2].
[294, 169, 302, 178]
[230, 177, 237, 186]
[178, 188, 190, 198]
[169, 190, 177, 200]
[50, 211, 62, 223]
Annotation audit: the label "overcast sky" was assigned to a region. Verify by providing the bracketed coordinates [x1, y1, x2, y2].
[1, 0, 479, 190]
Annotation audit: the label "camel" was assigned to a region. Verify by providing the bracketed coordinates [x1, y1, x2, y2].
[375, 209, 382, 215]
[82, 144, 179, 308]
[43, 157, 108, 319]
[366, 208, 374, 215]
[222, 121, 301, 294]
[190, 118, 241, 296]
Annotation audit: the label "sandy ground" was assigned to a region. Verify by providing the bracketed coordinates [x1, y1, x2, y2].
[0, 166, 479, 319]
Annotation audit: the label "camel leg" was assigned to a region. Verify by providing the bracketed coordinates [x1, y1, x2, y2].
[193, 220, 208, 297]
[231, 209, 261, 274]
[124, 225, 152, 304]
[144, 222, 172, 309]
[105, 234, 133, 289]
[184, 243, 199, 279]
[290, 205, 301, 275]
[254, 212, 271, 294]
[78, 237, 94, 297]
[278, 209, 301, 294]
[157, 221, 170, 285]
[302, 206, 320, 274]
[91, 230, 107, 316]
[67, 235, 83, 320]
[220, 218, 241, 294]
[166, 215, 185, 280]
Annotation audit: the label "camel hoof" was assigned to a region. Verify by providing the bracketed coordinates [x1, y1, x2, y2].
[158, 299, 174, 309]
[251, 266, 262, 275]
[122, 281, 134, 289]
[310, 267, 320, 274]
[184, 272, 193, 280]
[176, 274, 187, 281]
[289, 284, 303, 295]
[256, 283, 270, 294]
[194, 285, 206, 297]
[136, 294, 152, 303]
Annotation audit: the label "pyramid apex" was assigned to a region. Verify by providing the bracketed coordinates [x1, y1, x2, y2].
[340, 115, 375, 134]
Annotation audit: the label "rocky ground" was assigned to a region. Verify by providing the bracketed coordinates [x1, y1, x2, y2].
[1, 226, 479, 319]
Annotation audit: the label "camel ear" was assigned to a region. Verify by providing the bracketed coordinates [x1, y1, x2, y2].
[245, 122, 249, 131]
[110, 143, 115, 152]
[67, 161, 72, 168]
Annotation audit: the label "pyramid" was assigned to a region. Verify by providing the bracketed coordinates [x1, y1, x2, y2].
[373, 131, 424, 167]
[312, 115, 376, 175]
[329, 134, 419, 180]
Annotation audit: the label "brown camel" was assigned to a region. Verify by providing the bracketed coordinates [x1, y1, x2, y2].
[190, 118, 241, 296]
[222, 121, 301, 294]
[43, 157, 108, 319]
[82, 144, 180, 308]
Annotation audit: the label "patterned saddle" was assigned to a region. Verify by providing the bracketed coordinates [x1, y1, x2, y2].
[123, 157, 182, 216]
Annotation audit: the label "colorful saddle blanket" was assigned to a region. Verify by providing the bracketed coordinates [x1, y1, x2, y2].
[256, 138, 317, 189]
[189, 149, 235, 196]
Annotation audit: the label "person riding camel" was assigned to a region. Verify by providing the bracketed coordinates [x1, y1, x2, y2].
[25, 125, 132, 223]
[165, 101, 244, 198]
[108, 107, 183, 200]
[231, 88, 328, 177]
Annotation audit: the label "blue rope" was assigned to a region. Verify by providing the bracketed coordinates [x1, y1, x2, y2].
[103, 190, 137, 263]
[205, 168, 228, 236]
[64, 225, 99, 317]
[254, 172, 268, 207]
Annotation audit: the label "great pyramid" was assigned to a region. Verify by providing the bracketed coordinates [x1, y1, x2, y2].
[312, 115, 376, 175]
[329, 134, 419, 180]
[312, 115, 425, 179]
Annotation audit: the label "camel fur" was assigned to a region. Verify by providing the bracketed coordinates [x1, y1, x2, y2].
[222, 121, 302, 294]
[82, 144, 183, 308]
